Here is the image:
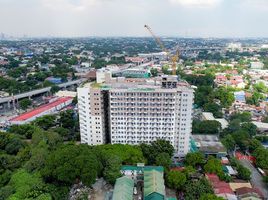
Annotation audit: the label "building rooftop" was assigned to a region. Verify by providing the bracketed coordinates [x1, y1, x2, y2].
[121, 165, 164, 173]
[201, 112, 229, 129]
[10, 97, 73, 122]
[236, 187, 264, 199]
[144, 169, 165, 200]
[202, 112, 215, 120]
[192, 135, 226, 154]
[112, 176, 134, 200]
[252, 121, 268, 131]
[83, 75, 193, 93]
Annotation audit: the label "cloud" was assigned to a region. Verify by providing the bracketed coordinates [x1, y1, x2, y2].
[169, 0, 222, 7]
[41, 0, 98, 11]
[243, 0, 268, 8]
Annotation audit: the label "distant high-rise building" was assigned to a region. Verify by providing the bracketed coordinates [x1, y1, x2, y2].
[77, 73, 194, 156]
[251, 61, 264, 69]
[0, 33, 5, 40]
[227, 43, 242, 51]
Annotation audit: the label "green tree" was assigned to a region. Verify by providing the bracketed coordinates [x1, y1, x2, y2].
[42, 145, 100, 186]
[253, 82, 268, 93]
[166, 170, 186, 190]
[203, 102, 223, 118]
[5, 137, 24, 155]
[50, 85, 60, 94]
[230, 112, 251, 122]
[237, 165, 251, 180]
[241, 122, 258, 137]
[194, 86, 214, 107]
[232, 130, 250, 151]
[221, 135, 236, 151]
[24, 141, 49, 172]
[0, 170, 12, 188]
[19, 98, 32, 110]
[140, 140, 174, 165]
[50, 127, 70, 140]
[185, 152, 205, 167]
[204, 157, 223, 174]
[0, 186, 15, 200]
[200, 194, 224, 200]
[150, 68, 158, 77]
[246, 91, 264, 106]
[253, 147, 268, 169]
[103, 155, 122, 184]
[185, 178, 213, 200]
[7, 169, 51, 200]
[9, 124, 37, 139]
[33, 115, 56, 130]
[155, 152, 172, 172]
[214, 87, 235, 108]
[192, 120, 222, 135]
[59, 110, 75, 129]
[182, 166, 196, 179]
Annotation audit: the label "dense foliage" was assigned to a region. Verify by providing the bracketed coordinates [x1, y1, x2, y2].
[0, 111, 177, 199]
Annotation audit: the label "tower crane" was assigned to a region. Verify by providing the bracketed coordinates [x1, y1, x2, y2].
[144, 24, 179, 75]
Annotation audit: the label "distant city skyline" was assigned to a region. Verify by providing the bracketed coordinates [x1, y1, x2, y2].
[1, 0, 268, 38]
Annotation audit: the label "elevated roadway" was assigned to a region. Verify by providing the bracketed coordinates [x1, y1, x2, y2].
[0, 79, 86, 104]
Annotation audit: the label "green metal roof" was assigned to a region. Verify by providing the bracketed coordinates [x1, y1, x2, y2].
[144, 170, 165, 200]
[144, 166, 164, 173]
[145, 192, 165, 200]
[121, 165, 139, 171]
[112, 176, 134, 200]
[121, 166, 164, 173]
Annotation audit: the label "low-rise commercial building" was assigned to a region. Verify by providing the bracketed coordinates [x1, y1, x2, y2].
[9, 97, 73, 125]
[190, 135, 227, 158]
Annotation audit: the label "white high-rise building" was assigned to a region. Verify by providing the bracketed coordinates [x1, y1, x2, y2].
[77, 74, 194, 156]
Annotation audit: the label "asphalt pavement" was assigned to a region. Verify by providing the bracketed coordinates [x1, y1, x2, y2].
[239, 159, 268, 198]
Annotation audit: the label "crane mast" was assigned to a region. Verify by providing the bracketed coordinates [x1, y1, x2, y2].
[144, 24, 179, 75]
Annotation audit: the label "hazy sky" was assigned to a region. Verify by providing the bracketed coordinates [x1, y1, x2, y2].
[0, 0, 268, 38]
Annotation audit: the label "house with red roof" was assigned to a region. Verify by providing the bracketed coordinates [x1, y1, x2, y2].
[206, 174, 237, 200]
[215, 75, 228, 86]
[236, 187, 264, 200]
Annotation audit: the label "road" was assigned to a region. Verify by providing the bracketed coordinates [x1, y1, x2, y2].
[0, 79, 86, 104]
[239, 159, 268, 198]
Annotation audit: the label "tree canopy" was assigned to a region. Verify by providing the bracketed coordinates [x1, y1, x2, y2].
[192, 120, 222, 135]
[166, 170, 186, 190]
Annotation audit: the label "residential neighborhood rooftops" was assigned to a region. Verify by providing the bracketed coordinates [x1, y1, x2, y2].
[206, 174, 236, 199]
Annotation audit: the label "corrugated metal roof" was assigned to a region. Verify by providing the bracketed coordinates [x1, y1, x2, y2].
[112, 176, 134, 200]
[144, 169, 165, 200]
[121, 165, 164, 173]
[10, 97, 73, 122]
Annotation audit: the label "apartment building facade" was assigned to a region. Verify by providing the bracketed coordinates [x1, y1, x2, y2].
[77, 75, 194, 155]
